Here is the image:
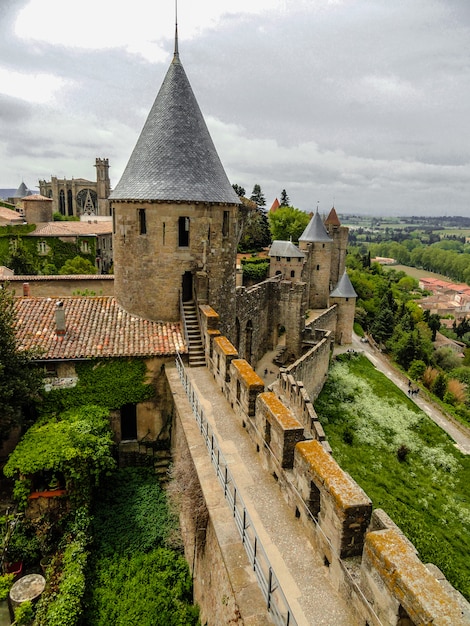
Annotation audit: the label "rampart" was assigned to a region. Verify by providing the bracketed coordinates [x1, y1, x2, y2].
[195, 304, 470, 625]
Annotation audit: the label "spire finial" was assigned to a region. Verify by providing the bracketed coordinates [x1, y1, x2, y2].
[174, 0, 179, 57]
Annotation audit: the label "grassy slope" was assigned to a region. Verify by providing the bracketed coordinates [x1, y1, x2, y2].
[315, 354, 470, 600]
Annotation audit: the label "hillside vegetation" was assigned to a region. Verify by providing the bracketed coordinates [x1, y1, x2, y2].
[316, 353, 470, 601]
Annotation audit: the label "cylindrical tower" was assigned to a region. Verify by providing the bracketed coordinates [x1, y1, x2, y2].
[110, 46, 240, 337]
[329, 272, 357, 345]
[299, 211, 332, 309]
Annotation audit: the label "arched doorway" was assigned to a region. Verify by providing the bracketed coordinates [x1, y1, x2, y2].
[182, 271, 193, 302]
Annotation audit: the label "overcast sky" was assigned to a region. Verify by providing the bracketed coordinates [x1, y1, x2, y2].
[0, 0, 469, 216]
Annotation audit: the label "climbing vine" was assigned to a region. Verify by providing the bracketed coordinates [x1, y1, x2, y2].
[39, 358, 155, 416]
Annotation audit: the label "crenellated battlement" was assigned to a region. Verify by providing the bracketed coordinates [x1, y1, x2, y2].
[198, 306, 470, 626]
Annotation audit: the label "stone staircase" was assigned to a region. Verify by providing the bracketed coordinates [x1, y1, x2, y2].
[182, 301, 206, 367]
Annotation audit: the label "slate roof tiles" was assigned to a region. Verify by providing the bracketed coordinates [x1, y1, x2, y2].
[14, 297, 186, 360]
[110, 53, 239, 205]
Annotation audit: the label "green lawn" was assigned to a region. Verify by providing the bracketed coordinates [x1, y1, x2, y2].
[315, 353, 470, 600]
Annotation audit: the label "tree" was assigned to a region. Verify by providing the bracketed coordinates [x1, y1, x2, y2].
[232, 183, 245, 197]
[6, 241, 38, 275]
[238, 207, 271, 252]
[250, 184, 266, 209]
[59, 256, 97, 275]
[279, 189, 290, 207]
[432, 372, 447, 399]
[268, 206, 310, 242]
[427, 314, 441, 341]
[0, 287, 43, 443]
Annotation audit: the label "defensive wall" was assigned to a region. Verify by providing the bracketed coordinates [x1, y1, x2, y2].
[172, 303, 470, 625]
[235, 277, 306, 368]
[3, 275, 114, 297]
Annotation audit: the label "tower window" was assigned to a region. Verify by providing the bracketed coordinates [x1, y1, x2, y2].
[290, 270, 295, 278]
[287, 257, 291, 262]
[138, 209, 147, 235]
[316, 264, 320, 270]
[178, 216, 190, 247]
[276, 256, 281, 262]
[222, 211, 229, 237]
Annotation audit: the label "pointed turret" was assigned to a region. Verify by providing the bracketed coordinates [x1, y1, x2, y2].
[324, 206, 341, 227]
[299, 210, 332, 243]
[111, 33, 239, 333]
[330, 271, 357, 345]
[330, 271, 357, 299]
[110, 49, 239, 205]
[14, 182, 30, 198]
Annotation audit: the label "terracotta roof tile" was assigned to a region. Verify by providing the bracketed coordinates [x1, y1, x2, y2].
[29, 221, 112, 237]
[14, 297, 186, 360]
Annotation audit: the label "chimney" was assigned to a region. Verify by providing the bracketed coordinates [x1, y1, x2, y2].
[55, 301, 66, 336]
[23, 283, 30, 296]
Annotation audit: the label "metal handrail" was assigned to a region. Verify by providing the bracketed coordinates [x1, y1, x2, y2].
[175, 352, 296, 626]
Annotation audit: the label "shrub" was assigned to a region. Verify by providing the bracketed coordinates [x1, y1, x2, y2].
[446, 379, 467, 405]
[0, 573, 14, 601]
[408, 359, 426, 381]
[432, 372, 448, 399]
[14, 600, 34, 625]
[422, 366, 439, 389]
[397, 444, 410, 462]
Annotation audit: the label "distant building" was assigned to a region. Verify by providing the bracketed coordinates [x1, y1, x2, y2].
[39, 158, 111, 218]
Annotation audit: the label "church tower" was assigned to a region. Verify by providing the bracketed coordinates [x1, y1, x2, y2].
[110, 27, 240, 335]
[95, 158, 111, 216]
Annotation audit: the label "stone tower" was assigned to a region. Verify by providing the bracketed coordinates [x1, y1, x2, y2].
[299, 211, 332, 309]
[95, 158, 111, 216]
[324, 207, 348, 289]
[329, 272, 357, 344]
[109, 33, 240, 335]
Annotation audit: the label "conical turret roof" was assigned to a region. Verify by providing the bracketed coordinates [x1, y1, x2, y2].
[110, 52, 239, 204]
[14, 182, 29, 198]
[330, 272, 357, 298]
[325, 206, 341, 226]
[299, 210, 332, 243]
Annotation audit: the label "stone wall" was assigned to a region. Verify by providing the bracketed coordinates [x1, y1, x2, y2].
[283, 329, 332, 400]
[112, 200, 238, 336]
[167, 366, 271, 626]
[5, 276, 114, 297]
[194, 318, 470, 626]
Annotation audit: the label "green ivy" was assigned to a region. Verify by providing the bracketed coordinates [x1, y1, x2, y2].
[34, 507, 91, 626]
[84, 468, 199, 626]
[0, 230, 96, 275]
[39, 358, 155, 416]
[3, 405, 116, 492]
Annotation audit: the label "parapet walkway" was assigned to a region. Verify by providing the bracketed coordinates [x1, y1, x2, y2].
[177, 364, 359, 626]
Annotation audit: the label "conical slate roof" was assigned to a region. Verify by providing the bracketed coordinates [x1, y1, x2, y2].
[330, 272, 357, 298]
[299, 210, 332, 243]
[14, 182, 29, 198]
[110, 52, 239, 204]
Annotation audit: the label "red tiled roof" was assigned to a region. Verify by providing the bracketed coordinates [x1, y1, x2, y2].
[29, 221, 112, 237]
[324, 207, 341, 226]
[0, 206, 23, 221]
[270, 198, 280, 213]
[22, 194, 52, 202]
[14, 297, 186, 360]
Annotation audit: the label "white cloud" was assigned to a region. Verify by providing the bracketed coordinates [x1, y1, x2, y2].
[14, 0, 286, 62]
[0, 66, 69, 104]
